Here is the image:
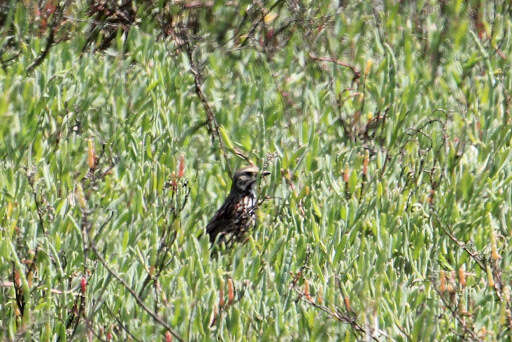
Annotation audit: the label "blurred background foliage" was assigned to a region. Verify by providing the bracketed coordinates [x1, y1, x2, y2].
[1, 0, 512, 340]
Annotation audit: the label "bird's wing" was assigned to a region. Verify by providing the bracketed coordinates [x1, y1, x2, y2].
[206, 201, 234, 235]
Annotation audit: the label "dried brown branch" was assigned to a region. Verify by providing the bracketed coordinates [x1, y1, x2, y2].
[432, 213, 512, 335]
[139, 175, 188, 300]
[288, 251, 381, 341]
[105, 303, 142, 342]
[89, 242, 183, 342]
[294, 287, 381, 342]
[183, 40, 232, 176]
[209, 278, 247, 328]
[433, 285, 481, 341]
[0, 280, 80, 295]
[239, 0, 286, 48]
[433, 216, 486, 273]
[27, 1, 70, 73]
[308, 53, 361, 82]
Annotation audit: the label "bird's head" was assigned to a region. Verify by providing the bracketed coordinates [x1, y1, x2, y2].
[232, 165, 270, 194]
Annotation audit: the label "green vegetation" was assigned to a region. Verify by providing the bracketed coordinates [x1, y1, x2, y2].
[1, 1, 512, 340]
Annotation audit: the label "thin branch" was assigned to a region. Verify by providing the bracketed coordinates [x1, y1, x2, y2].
[433, 286, 481, 341]
[308, 53, 361, 82]
[294, 287, 381, 342]
[27, 1, 70, 73]
[433, 217, 486, 271]
[432, 213, 512, 334]
[0, 280, 80, 295]
[184, 41, 232, 176]
[105, 303, 142, 342]
[239, 0, 286, 47]
[89, 242, 183, 342]
[26, 171, 45, 234]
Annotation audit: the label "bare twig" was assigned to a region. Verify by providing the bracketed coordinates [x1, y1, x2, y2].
[89, 242, 183, 342]
[239, 0, 286, 47]
[433, 285, 481, 341]
[139, 177, 188, 299]
[433, 217, 486, 272]
[209, 278, 248, 327]
[308, 53, 361, 82]
[183, 40, 232, 176]
[26, 170, 45, 234]
[105, 303, 142, 342]
[294, 287, 381, 342]
[432, 213, 512, 335]
[0, 280, 80, 295]
[288, 253, 380, 341]
[27, 1, 70, 73]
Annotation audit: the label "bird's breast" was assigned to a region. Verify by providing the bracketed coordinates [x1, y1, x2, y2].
[242, 195, 256, 208]
[233, 195, 256, 217]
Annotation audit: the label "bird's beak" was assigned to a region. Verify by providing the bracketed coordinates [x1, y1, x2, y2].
[261, 171, 271, 177]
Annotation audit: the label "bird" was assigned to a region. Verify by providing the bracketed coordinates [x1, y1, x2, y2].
[206, 165, 270, 246]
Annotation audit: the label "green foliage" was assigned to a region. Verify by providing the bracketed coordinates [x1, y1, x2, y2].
[1, 1, 512, 341]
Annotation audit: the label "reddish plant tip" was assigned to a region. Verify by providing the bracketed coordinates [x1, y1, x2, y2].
[439, 271, 446, 293]
[364, 59, 373, 76]
[178, 155, 185, 178]
[88, 138, 96, 170]
[363, 152, 369, 176]
[344, 296, 351, 312]
[491, 229, 501, 261]
[170, 172, 178, 192]
[44, 1, 57, 15]
[317, 286, 323, 305]
[81, 277, 87, 293]
[106, 332, 112, 341]
[227, 278, 235, 305]
[343, 165, 350, 183]
[266, 29, 274, 41]
[165, 331, 173, 342]
[304, 280, 312, 301]
[458, 267, 466, 288]
[219, 284, 225, 308]
[14, 270, 21, 287]
[428, 189, 435, 204]
[486, 265, 495, 288]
